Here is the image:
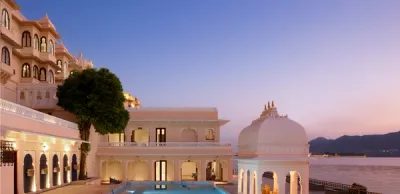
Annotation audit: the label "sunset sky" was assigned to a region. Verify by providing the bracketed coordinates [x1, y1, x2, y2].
[17, 0, 400, 144]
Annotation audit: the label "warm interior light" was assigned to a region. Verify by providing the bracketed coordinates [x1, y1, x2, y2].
[64, 145, 70, 152]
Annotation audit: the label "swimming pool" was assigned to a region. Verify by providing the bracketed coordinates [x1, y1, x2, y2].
[110, 181, 229, 194]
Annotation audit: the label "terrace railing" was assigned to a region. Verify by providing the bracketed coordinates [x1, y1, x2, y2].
[0, 98, 78, 130]
[98, 142, 232, 147]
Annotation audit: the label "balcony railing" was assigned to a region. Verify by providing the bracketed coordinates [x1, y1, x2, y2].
[16, 83, 58, 109]
[0, 98, 78, 130]
[99, 142, 232, 147]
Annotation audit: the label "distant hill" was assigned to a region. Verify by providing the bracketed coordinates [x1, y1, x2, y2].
[309, 131, 400, 157]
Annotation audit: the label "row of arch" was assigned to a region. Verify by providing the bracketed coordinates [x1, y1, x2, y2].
[101, 160, 226, 182]
[1, 46, 73, 77]
[238, 170, 302, 194]
[23, 153, 78, 193]
[21, 63, 54, 82]
[108, 128, 216, 143]
[21, 31, 55, 54]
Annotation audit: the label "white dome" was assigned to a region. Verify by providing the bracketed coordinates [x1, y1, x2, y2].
[238, 102, 309, 159]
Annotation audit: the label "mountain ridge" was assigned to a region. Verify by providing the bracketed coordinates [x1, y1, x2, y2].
[309, 131, 400, 157]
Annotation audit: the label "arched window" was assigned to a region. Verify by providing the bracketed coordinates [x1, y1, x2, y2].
[1, 9, 10, 30]
[21, 31, 31, 47]
[1, 46, 10, 65]
[22, 63, 31, 78]
[33, 65, 39, 79]
[48, 70, 54, 83]
[39, 68, 46, 81]
[33, 34, 39, 51]
[63, 61, 67, 74]
[49, 40, 54, 55]
[56, 60, 62, 73]
[40, 37, 47, 52]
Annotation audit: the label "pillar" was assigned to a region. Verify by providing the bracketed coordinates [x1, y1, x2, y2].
[238, 169, 242, 193]
[122, 160, 128, 181]
[256, 172, 262, 194]
[273, 172, 278, 192]
[277, 173, 286, 194]
[200, 160, 207, 181]
[174, 160, 180, 181]
[300, 168, 310, 194]
[290, 171, 298, 194]
[243, 169, 248, 194]
[34, 151, 39, 192]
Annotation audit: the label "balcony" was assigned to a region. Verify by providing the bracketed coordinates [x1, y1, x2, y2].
[0, 23, 20, 47]
[40, 52, 57, 65]
[0, 62, 13, 85]
[16, 83, 58, 109]
[14, 47, 41, 60]
[0, 98, 79, 140]
[97, 142, 234, 156]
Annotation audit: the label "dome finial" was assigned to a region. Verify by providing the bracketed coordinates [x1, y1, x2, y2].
[267, 101, 271, 109]
[271, 100, 275, 107]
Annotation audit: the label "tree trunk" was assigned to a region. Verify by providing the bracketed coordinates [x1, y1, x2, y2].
[78, 120, 91, 180]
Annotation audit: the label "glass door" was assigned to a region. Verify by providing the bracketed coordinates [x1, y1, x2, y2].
[156, 128, 166, 146]
[155, 160, 167, 181]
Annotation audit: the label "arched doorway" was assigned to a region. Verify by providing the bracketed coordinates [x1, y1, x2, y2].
[39, 154, 48, 189]
[181, 129, 197, 142]
[101, 160, 123, 181]
[181, 161, 197, 181]
[23, 154, 34, 193]
[71, 154, 78, 181]
[63, 154, 68, 183]
[287, 171, 301, 194]
[128, 160, 149, 181]
[261, 171, 277, 194]
[206, 161, 223, 181]
[52, 155, 60, 186]
[131, 128, 149, 144]
[246, 170, 251, 194]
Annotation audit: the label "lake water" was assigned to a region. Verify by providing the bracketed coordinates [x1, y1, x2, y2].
[234, 157, 400, 194]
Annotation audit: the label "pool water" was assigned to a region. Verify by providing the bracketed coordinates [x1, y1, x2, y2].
[111, 181, 229, 194]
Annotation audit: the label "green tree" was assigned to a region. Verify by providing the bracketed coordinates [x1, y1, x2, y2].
[56, 68, 129, 179]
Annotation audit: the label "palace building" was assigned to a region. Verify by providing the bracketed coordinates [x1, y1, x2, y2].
[0, 1, 234, 193]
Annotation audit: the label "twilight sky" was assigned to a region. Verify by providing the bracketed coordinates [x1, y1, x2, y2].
[17, 0, 400, 144]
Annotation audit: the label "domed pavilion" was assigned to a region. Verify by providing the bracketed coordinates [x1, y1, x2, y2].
[237, 101, 309, 194]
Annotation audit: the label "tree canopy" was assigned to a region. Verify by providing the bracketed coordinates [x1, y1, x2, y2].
[56, 68, 129, 135]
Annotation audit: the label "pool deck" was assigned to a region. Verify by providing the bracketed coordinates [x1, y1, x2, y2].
[41, 184, 120, 194]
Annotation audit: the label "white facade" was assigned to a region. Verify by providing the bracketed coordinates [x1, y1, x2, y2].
[237, 102, 310, 194]
[95, 105, 234, 183]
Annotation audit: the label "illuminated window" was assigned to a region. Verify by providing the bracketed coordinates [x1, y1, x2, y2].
[40, 37, 47, 52]
[1, 9, 10, 30]
[49, 40, 54, 55]
[39, 68, 46, 81]
[56, 60, 62, 73]
[206, 129, 215, 140]
[21, 63, 31, 78]
[33, 65, 39, 79]
[155, 160, 167, 181]
[48, 70, 54, 83]
[33, 34, 39, 50]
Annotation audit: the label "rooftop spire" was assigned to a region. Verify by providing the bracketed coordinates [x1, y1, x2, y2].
[264, 104, 267, 110]
[267, 101, 271, 109]
[271, 100, 275, 107]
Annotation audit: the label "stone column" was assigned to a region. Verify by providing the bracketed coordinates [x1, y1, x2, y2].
[237, 169, 243, 193]
[273, 172, 278, 192]
[200, 160, 207, 181]
[290, 171, 298, 194]
[174, 160, 180, 181]
[34, 151, 40, 192]
[277, 173, 286, 194]
[243, 169, 248, 194]
[122, 160, 128, 181]
[256, 172, 262, 194]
